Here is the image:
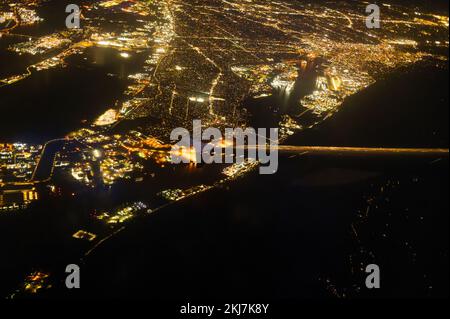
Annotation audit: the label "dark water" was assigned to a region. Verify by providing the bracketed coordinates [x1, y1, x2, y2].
[0, 46, 152, 143]
[41, 154, 446, 300]
[0, 65, 123, 143]
[292, 63, 449, 149]
[0, 58, 448, 300]
[1, 59, 448, 299]
[0, 0, 448, 300]
[32, 63, 447, 300]
[0, 0, 87, 78]
[0, 0, 149, 144]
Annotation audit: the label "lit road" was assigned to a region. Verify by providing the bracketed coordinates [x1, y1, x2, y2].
[273, 146, 450, 158]
[130, 143, 449, 160]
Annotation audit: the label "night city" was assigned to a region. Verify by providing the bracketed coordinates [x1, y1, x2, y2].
[0, 0, 449, 311]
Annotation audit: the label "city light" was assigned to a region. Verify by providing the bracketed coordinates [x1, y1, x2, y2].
[1, 0, 448, 302]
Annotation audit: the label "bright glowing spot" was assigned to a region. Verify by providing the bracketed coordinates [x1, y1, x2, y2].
[94, 109, 118, 126]
[93, 149, 102, 158]
[171, 146, 198, 164]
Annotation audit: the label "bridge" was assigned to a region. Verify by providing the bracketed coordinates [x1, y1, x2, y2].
[272, 146, 450, 158]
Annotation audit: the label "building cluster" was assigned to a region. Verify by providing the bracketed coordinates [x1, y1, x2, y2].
[0, 143, 41, 184]
[64, 128, 172, 187]
[0, 4, 42, 30]
[7, 270, 51, 299]
[0, 185, 39, 212]
[222, 160, 259, 179]
[94, 201, 150, 225]
[0, 0, 448, 298]
[70, 160, 95, 187]
[297, 35, 431, 116]
[125, 72, 151, 97]
[0, 11, 15, 26]
[72, 230, 97, 242]
[100, 154, 143, 186]
[160, 185, 211, 202]
[119, 97, 150, 117]
[92, 31, 150, 51]
[97, 0, 154, 16]
[271, 66, 299, 93]
[64, 130, 141, 187]
[22, 271, 50, 294]
[9, 34, 71, 55]
[279, 115, 302, 139]
[94, 109, 118, 126]
[15, 6, 43, 26]
[231, 65, 274, 97]
[0, 143, 41, 211]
